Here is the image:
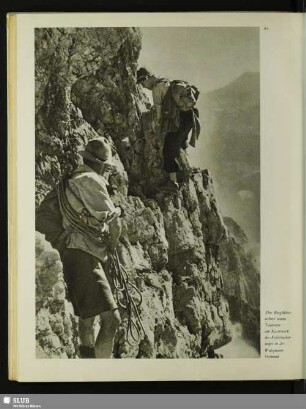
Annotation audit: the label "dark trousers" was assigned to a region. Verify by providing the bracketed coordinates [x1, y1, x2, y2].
[62, 248, 117, 319]
[163, 110, 193, 173]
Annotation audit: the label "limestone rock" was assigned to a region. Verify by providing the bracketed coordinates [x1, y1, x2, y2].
[36, 233, 78, 358]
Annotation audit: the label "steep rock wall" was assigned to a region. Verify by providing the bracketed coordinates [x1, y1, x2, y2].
[35, 27, 259, 358]
[220, 217, 260, 351]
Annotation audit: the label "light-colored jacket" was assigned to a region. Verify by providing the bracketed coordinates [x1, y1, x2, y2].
[151, 78, 201, 147]
[63, 164, 116, 261]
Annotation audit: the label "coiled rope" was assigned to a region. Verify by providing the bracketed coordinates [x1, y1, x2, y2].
[57, 178, 108, 246]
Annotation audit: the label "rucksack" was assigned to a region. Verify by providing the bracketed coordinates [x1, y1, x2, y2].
[36, 175, 110, 253]
[170, 80, 199, 111]
[36, 181, 67, 253]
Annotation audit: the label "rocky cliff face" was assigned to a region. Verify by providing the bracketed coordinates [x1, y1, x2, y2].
[220, 217, 260, 351]
[35, 27, 259, 358]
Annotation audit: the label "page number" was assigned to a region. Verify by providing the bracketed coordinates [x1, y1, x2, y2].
[264, 26, 269, 30]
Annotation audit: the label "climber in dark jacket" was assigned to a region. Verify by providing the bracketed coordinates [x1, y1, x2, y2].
[137, 67, 201, 192]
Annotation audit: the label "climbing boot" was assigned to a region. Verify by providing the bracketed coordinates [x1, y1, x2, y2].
[79, 345, 96, 358]
[169, 181, 179, 191]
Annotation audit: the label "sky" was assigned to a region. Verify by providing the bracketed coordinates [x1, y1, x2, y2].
[139, 27, 259, 92]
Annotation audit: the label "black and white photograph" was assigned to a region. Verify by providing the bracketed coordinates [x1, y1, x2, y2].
[34, 26, 260, 360]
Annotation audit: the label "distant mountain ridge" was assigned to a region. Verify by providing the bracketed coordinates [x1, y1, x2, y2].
[206, 71, 259, 104]
[191, 71, 260, 246]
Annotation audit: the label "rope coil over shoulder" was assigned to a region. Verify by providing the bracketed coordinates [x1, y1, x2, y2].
[57, 178, 108, 246]
[58, 177, 145, 345]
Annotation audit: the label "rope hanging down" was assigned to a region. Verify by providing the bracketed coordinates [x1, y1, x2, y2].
[109, 250, 146, 345]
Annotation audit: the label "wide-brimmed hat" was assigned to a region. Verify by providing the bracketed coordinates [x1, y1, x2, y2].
[136, 67, 153, 84]
[79, 137, 114, 166]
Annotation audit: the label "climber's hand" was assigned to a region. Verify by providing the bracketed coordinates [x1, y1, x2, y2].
[108, 217, 122, 250]
[152, 121, 161, 135]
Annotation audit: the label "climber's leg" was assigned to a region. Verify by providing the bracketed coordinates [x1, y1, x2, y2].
[78, 316, 96, 358]
[163, 132, 181, 174]
[95, 309, 121, 358]
[161, 131, 180, 192]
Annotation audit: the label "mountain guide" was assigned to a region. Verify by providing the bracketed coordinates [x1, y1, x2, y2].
[36, 137, 122, 358]
[137, 67, 201, 193]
